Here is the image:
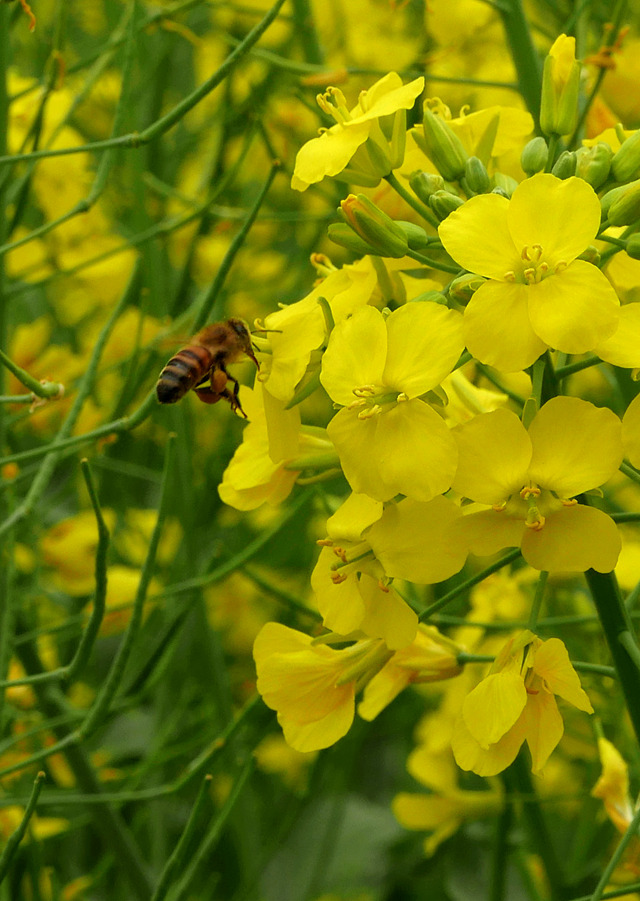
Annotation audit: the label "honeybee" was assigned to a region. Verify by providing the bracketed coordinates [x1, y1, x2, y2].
[156, 318, 259, 417]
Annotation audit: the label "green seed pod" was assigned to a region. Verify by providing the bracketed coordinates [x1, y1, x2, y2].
[521, 137, 549, 176]
[551, 150, 576, 179]
[574, 142, 613, 189]
[429, 190, 464, 221]
[409, 171, 445, 203]
[612, 129, 640, 182]
[421, 108, 468, 180]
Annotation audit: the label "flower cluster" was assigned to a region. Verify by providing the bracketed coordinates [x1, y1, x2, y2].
[217, 36, 640, 809]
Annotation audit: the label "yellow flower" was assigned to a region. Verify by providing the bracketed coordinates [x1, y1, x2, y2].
[312, 492, 467, 649]
[439, 173, 620, 372]
[258, 257, 376, 403]
[291, 72, 423, 192]
[218, 384, 335, 510]
[254, 622, 392, 752]
[320, 303, 464, 502]
[452, 396, 623, 572]
[452, 631, 593, 776]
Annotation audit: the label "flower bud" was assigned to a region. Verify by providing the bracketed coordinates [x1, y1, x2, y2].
[575, 142, 613, 189]
[328, 222, 381, 256]
[521, 137, 549, 176]
[339, 194, 409, 257]
[461, 156, 490, 195]
[578, 245, 600, 265]
[409, 171, 445, 203]
[419, 106, 468, 180]
[626, 234, 640, 260]
[448, 273, 486, 304]
[429, 190, 464, 221]
[396, 221, 430, 250]
[411, 290, 448, 304]
[605, 179, 640, 226]
[551, 150, 576, 179]
[540, 34, 580, 137]
[492, 173, 518, 197]
[611, 129, 640, 182]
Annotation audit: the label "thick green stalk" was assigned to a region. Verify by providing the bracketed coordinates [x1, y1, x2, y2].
[585, 569, 640, 747]
[497, 0, 542, 130]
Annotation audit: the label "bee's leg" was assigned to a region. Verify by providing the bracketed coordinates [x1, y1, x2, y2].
[219, 366, 248, 418]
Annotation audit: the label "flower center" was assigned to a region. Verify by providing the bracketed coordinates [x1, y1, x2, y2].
[348, 384, 407, 419]
[503, 244, 568, 284]
[317, 87, 351, 125]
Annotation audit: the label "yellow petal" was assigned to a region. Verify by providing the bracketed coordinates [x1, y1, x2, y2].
[321, 305, 387, 405]
[383, 303, 464, 397]
[507, 175, 600, 267]
[521, 504, 621, 573]
[527, 262, 619, 354]
[439, 192, 521, 278]
[521, 690, 564, 774]
[527, 396, 623, 497]
[462, 671, 527, 747]
[532, 638, 594, 712]
[452, 708, 525, 777]
[597, 303, 640, 368]
[464, 281, 547, 372]
[367, 496, 467, 583]
[452, 408, 531, 504]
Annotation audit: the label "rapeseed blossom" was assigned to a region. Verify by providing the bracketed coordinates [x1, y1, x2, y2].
[439, 173, 620, 371]
[320, 302, 464, 501]
[452, 631, 593, 776]
[451, 396, 623, 572]
[291, 72, 424, 192]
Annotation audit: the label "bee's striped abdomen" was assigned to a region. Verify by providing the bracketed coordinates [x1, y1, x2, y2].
[156, 346, 213, 404]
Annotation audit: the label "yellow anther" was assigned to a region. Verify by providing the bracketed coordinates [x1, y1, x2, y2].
[332, 546, 348, 563]
[358, 404, 381, 420]
[316, 538, 334, 546]
[521, 244, 543, 262]
[492, 501, 507, 512]
[347, 398, 366, 410]
[525, 516, 546, 531]
[331, 572, 349, 584]
[353, 385, 377, 398]
[524, 267, 537, 284]
[520, 485, 541, 500]
[561, 497, 578, 506]
[504, 270, 516, 282]
[378, 579, 390, 593]
[396, 392, 408, 403]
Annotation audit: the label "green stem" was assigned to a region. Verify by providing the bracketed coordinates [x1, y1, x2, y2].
[504, 752, 567, 899]
[527, 571, 548, 630]
[78, 435, 175, 739]
[64, 460, 109, 685]
[584, 568, 640, 747]
[0, 348, 64, 398]
[586, 802, 640, 901]
[419, 549, 521, 621]
[497, 0, 542, 130]
[385, 171, 439, 228]
[405, 247, 461, 274]
[0, 772, 46, 885]
[290, 0, 324, 65]
[490, 794, 513, 901]
[150, 775, 213, 901]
